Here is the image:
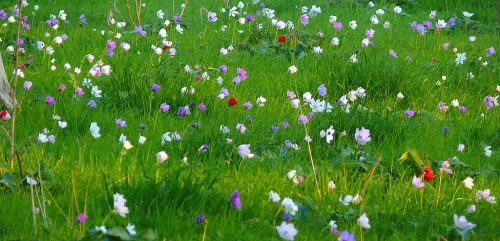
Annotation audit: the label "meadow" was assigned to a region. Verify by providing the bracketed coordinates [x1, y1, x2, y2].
[0, 0, 498, 240]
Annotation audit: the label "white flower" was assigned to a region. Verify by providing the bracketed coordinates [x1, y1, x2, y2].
[393, 6, 402, 14]
[484, 146, 492, 157]
[58, 121, 67, 129]
[320, 126, 335, 144]
[290, 99, 300, 109]
[237, 144, 254, 158]
[429, 10, 437, 18]
[368, 1, 375, 7]
[228, 7, 239, 17]
[349, 20, 357, 29]
[175, 24, 184, 34]
[455, 53, 466, 65]
[91, 85, 102, 98]
[237, 1, 245, 9]
[269, 191, 281, 202]
[436, 19, 447, 29]
[220, 125, 230, 134]
[352, 194, 363, 204]
[53, 36, 63, 45]
[339, 195, 353, 206]
[159, 28, 167, 38]
[90, 122, 101, 138]
[288, 65, 297, 74]
[95, 226, 107, 234]
[157, 9, 164, 19]
[123, 141, 133, 150]
[370, 15, 379, 24]
[138, 136, 146, 144]
[463, 12, 474, 18]
[313, 46, 323, 54]
[462, 177, 474, 189]
[26, 177, 38, 186]
[302, 92, 312, 103]
[469, 36, 476, 42]
[308, 5, 321, 17]
[451, 99, 460, 107]
[58, 10, 67, 20]
[397, 92, 405, 99]
[328, 181, 336, 189]
[376, 9, 385, 15]
[276, 221, 298, 241]
[476, 189, 496, 203]
[38, 133, 49, 143]
[350, 54, 358, 63]
[113, 193, 129, 217]
[358, 213, 370, 229]
[256, 96, 267, 106]
[117, 22, 126, 28]
[156, 151, 168, 164]
[331, 37, 339, 46]
[383, 21, 391, 29]
[101, 65, 111, 75]
[281, 197, 298, 215]
[126, 223, 136, 235]
[453, 214, 476, 231]
[287, 170, 299, 184]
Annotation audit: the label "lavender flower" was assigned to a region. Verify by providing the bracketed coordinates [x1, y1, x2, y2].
[160, 103, 170, 112]
[88, 100, 97, 108]
[79, 14, 87, 24]
[231, 190, 241, 209]
[152, 84, 160, 92]
[76, 213, 88, 224]
[115, 119, 126, 127]
[45, 96, 55, 105]
[405, 109, 415, 118]
[338, 231, 355, 241]
[355, 127, 371, 145]
[195, 214, 206, 224]
[243, 102, 252, 109]
[317, 84, 327, 96]
[219, 65, 228, 74]
[298, 114, 308, 124]
[485, 47, 496, 57]
[134, 26, 146, 36]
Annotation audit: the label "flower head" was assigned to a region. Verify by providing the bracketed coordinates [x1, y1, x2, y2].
[276, 221, 298, 241]
[230, 190, 241, 209]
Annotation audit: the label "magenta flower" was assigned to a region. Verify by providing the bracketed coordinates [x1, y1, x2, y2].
[237, 68, 247, 80]
[45, 96, 55, 105]
[76, 213, 88, 224]
[231, 190, 241, 209]
[198, 103, 207, 111]
[75, 87, 84, 96]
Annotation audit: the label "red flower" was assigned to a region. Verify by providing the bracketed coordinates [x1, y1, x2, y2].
[278, 35, 286, 43]
[162, 44, 170, 51]
[0, 110, 11, 121]
[423, 166, 435, 181]
[228, 97, 238, 106]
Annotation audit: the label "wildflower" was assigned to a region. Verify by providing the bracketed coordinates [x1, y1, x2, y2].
[394, 6, 402, 14]
[89, 122, 101, 138]
[126, 223, 136, 236]
[300, 14, 309, 25]
[195, 214, 206, 224]
[339, 195, 353, 206]
[276, 221, 298, 241]
[412, 175, 424, 188]
[484, 146, 492, 157]
[45, 96, 56, 105]
[278, 35, 286, 43]
[352, 194, 363, 204]
[281, 198, 298, 215]
[26, 177, 38, 186]
[439, 160, 453, 174]
[320, 126, 335, 144]
[115, 119, 126, 128]
[485, 47, 496, 57]
[0, 110, 11, 121]
[476, 189, 496, 203]
[237, 144, 254, 158]
[454, 214, 476, 231]
[231, 190, 241, 209]
[228, 97, 238, 106]
[455, 53, 466, 65]
[405, 109, 415, 118]
[357, 213, 370, 229]
[156, 151, 168, 164]
[328, 181, 336, 189]
[76, 213, 88, 224]
[298, 114, 308, 124]
[338, 231, 355, 241]
[288, 65, 297, 74]
[354, 127, 371, 145]
[423, 166, 435, 181]
[467, 205, 476, 213]
[113, 193, 129, 217]
[269, 191, 281, 202]
[257, 96, 267, 106]
[463, 12, 474, 18]
[463, 177, 474, 189]
[160, 103, 170, 112]
[389, 49, 398, 58]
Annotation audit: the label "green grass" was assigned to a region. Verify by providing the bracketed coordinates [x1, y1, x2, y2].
[0, 0, 498, 240]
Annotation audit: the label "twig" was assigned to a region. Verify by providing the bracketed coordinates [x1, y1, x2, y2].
[180, 0, 188, 18]
[10, 0, 24, 171]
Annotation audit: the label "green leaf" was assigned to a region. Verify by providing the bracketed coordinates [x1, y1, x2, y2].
[107, 227, 133, 240]
[0, 172, 17, 191]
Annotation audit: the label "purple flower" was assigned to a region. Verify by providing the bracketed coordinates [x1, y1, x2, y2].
[152, 84, 160, 92]
[298, 114, 308, 124]
[177, 106, 188, 116]
[220, 88, 229, 97]
[485, 47, 496, 57]
[283, 213, 292, 221]
[198, 103, 207, 111]
[459, 106, 467, 113]
[484, 96, 496, 109]
[444, 127, 449, 136]
[219, 65, 228, 74]
[199, 144, 209, 152]
[282, 120, 289, 129]
[448, 17, 456, 28]
[389, 49, 398, 58]
[230, 190, 241, 209]
[79, 14, 87, 24]
[61, 34, 68, 41]
[438, 102, 448, 112]
[300, 14, 309, 25]
[88, 100, 97, 108]
[195, 214, 206, 224]
[237, 68, 247, 80]
[107, 40, 117, 49]
[106, 48, 114, 57]
[160, 103, 170, 112]
[405, 109, 415, 118]
[333, 21, 343, 31]
[443, 42, 449, 50]
[139, 124, 146, 130]
[243, 102, 252, 109]
[134, 26, 146, 36]
[307, 112, 314, 119]
[23, 81, 32, 90]
[172, 16, 182, 23]
[365, 29, 375, 38]
[246, 115, 252, 122]
[22, 23, 30, 30]
[355, 127, 371, 145]
[232, 76, 241, 84]
[272, 125, 279, 132]
[76, 213, 88, 224]
[115, 119, 126, 127]
[287, 91, 296, 99]
[75, 87, 84, 96]
[45, 96, 55, 105]
[416, 24, 425, 35]
[338, 231, 355, 241]
[317, 84, 327, 96]
[245, 15, 255, 22]
[0, 10, 6, 20]
[423, 21, 432, 29]
[16, 38, 24, 46]
[58, 84, 66, 92]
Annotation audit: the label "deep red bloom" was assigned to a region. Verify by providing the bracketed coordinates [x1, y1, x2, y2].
[0, 110, 10, 120]
[228, 97, 238, 106]
[278, 35, 286, 43]
[162, 44, 170, 51]
[423, 166, 435, 181]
